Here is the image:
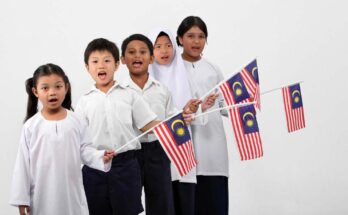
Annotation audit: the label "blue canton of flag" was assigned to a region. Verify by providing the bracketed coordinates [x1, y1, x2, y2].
[289, 84, 303, 109]
[220, 72, 251, 106]
[239, 104, 259, 134]
[165, 114, 191, 145]
[244, 59, 259, 84]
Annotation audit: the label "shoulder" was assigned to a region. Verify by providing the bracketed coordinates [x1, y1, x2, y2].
[200, 58, 221, 72]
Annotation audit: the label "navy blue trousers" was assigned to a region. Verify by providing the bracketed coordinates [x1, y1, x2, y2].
[82, 150, 143, 215]
[137, 141, 175, 215]
[195, 176, 229, 215]
[172, 181, 196, 215]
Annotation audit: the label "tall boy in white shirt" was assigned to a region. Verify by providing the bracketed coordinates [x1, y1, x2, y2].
[76, 38, 158, 215]
[121, 34, 196, 215]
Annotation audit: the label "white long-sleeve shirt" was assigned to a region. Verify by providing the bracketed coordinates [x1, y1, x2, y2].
[9, 110, 111, 215]
[183, 58, 229, 177]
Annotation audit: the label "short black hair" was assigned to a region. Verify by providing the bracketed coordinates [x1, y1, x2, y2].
[84, 38, 120, 64]
[176, 16, 208, 46]
[121, 34, 153, 57]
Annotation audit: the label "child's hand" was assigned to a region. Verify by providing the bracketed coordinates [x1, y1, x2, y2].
[184, 99, 202, 113]
[103, 150, 116, 163]
[202, 92, 218, 112]
[183, 108, 194, 125]
[19, 205, 30, 215]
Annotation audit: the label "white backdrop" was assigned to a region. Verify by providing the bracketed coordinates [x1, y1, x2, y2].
[1, 0, 348, 214]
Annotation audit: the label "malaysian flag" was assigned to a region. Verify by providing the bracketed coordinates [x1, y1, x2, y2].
[219, 73, 263, 160]
[219, 72, 251, 105]
[240, 59, 261, 110]
[229, 104, 263, 160]
[153, 113, 197, 177]
[282, 83, 305, 132]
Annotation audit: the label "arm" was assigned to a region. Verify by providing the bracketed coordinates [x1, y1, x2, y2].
[19, 206, 30, 215]
[9, 128, 31, 208]
[79, 120, 114, 172]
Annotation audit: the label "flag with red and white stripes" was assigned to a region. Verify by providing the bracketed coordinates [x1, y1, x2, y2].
[240, 59, 261, 110]
[219, 72, 263, 160]
[229, 104, 263, 160]
[282, 83, 305, 132]
[153, 113, 197, 177]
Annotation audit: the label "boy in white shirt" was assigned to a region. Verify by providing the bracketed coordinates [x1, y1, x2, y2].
[121, 34, 196, 215]
[76, 38, 158, 215]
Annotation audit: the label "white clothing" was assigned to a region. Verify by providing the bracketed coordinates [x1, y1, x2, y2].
[148, 28, 193, 109]
[183, 58, 229, 177]
[9, 110, 111, 215]
[75, 82, 157, 153]
[126, 75, 176, 142]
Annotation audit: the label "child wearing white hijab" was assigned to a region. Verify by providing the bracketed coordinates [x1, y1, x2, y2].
[149, 28, 215, 215]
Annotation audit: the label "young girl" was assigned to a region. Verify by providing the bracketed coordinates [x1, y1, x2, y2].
[176, 16, 229, 215]
[149, 28, 216, 215]
[9, 63, 114, 215]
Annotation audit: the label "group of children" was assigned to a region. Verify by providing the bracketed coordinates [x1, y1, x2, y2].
[9, 16, 229, 215]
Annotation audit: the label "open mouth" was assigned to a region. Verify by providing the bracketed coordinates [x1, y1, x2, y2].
[48, 98, 58, 103]
[161, 56, 169, 60]
[132, 61, 143, 67]
[98, 71, 107, 80]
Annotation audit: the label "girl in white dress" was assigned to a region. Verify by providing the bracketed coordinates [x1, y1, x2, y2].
[176, 16, 229, 215]
[9, 63, 114, 215]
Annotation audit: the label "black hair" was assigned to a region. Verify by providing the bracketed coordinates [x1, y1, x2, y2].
[24, 63, 73, 122]
[121, 34, 153, 57]
[84, 38, 120, 64]
[176, 16, 208, 46]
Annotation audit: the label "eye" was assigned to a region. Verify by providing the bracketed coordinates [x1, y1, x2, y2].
[140, 50, 148, 55]
[155, 45, 161, 49]
[41, 86, 48, 91]
[92, 60, 98, 64]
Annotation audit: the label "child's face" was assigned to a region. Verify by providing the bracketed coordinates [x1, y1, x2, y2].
[32, 74, 67, 113]
[86, 50, 119, 90]
[121, 40, 154, 76]
[179, 26, 206, 61]
[153, 35, 174, 65]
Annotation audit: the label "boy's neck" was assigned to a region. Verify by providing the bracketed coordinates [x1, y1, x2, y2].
[130, 72, 149, 90]
[96, 80, 116, 93]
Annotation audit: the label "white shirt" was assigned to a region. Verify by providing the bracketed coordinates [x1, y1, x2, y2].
[126, 75, 176, 142]
[9, 110, 110, 215]
[75, 82, 157, 153]
[183, 58, 229, 177]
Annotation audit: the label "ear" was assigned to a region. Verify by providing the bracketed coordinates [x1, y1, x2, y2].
[32, 87, 38, 98]
[85, 64, 89, 72]
[121, 56, 126, 65]
[150, 55, 155, 64]
[115, 61, 120, 69]
[178, 37, 183, 46]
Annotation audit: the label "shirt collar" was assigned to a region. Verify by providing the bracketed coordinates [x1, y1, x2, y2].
[84, 81, 124, 95]
[127, 74, 160, 91]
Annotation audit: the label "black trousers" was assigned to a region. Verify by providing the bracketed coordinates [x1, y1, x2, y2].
[82, 150, 143, 215]
[137, 141, 175, 215]
[172, 181, 196, 215]
[195, 176, 229, 215]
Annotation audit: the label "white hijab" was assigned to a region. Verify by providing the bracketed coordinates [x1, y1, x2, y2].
[148, 28, 193, 109]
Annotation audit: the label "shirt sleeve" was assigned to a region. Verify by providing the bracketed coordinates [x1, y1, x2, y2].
[79, 119, 111, 172]
[9, 127, 31, 207]
[215, 64, 228, 117]
[131, 93, 157, 129]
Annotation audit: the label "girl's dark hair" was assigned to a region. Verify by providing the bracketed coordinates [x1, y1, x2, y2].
[24, 63, 73, 122]
[84, 38, 120, 65]
[176, 16, 208, 46]
[121, 34, 154, 57]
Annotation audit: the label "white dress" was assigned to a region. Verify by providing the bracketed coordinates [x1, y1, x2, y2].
[9, 110, 111, 215]
[183, 58, 229, 177]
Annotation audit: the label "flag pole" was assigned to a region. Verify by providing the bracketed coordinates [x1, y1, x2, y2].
[261, 81, 303, 96]
[114, 110, 183, 153]
[197, 58, 257, 101]
[193, 102, 256, 119]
